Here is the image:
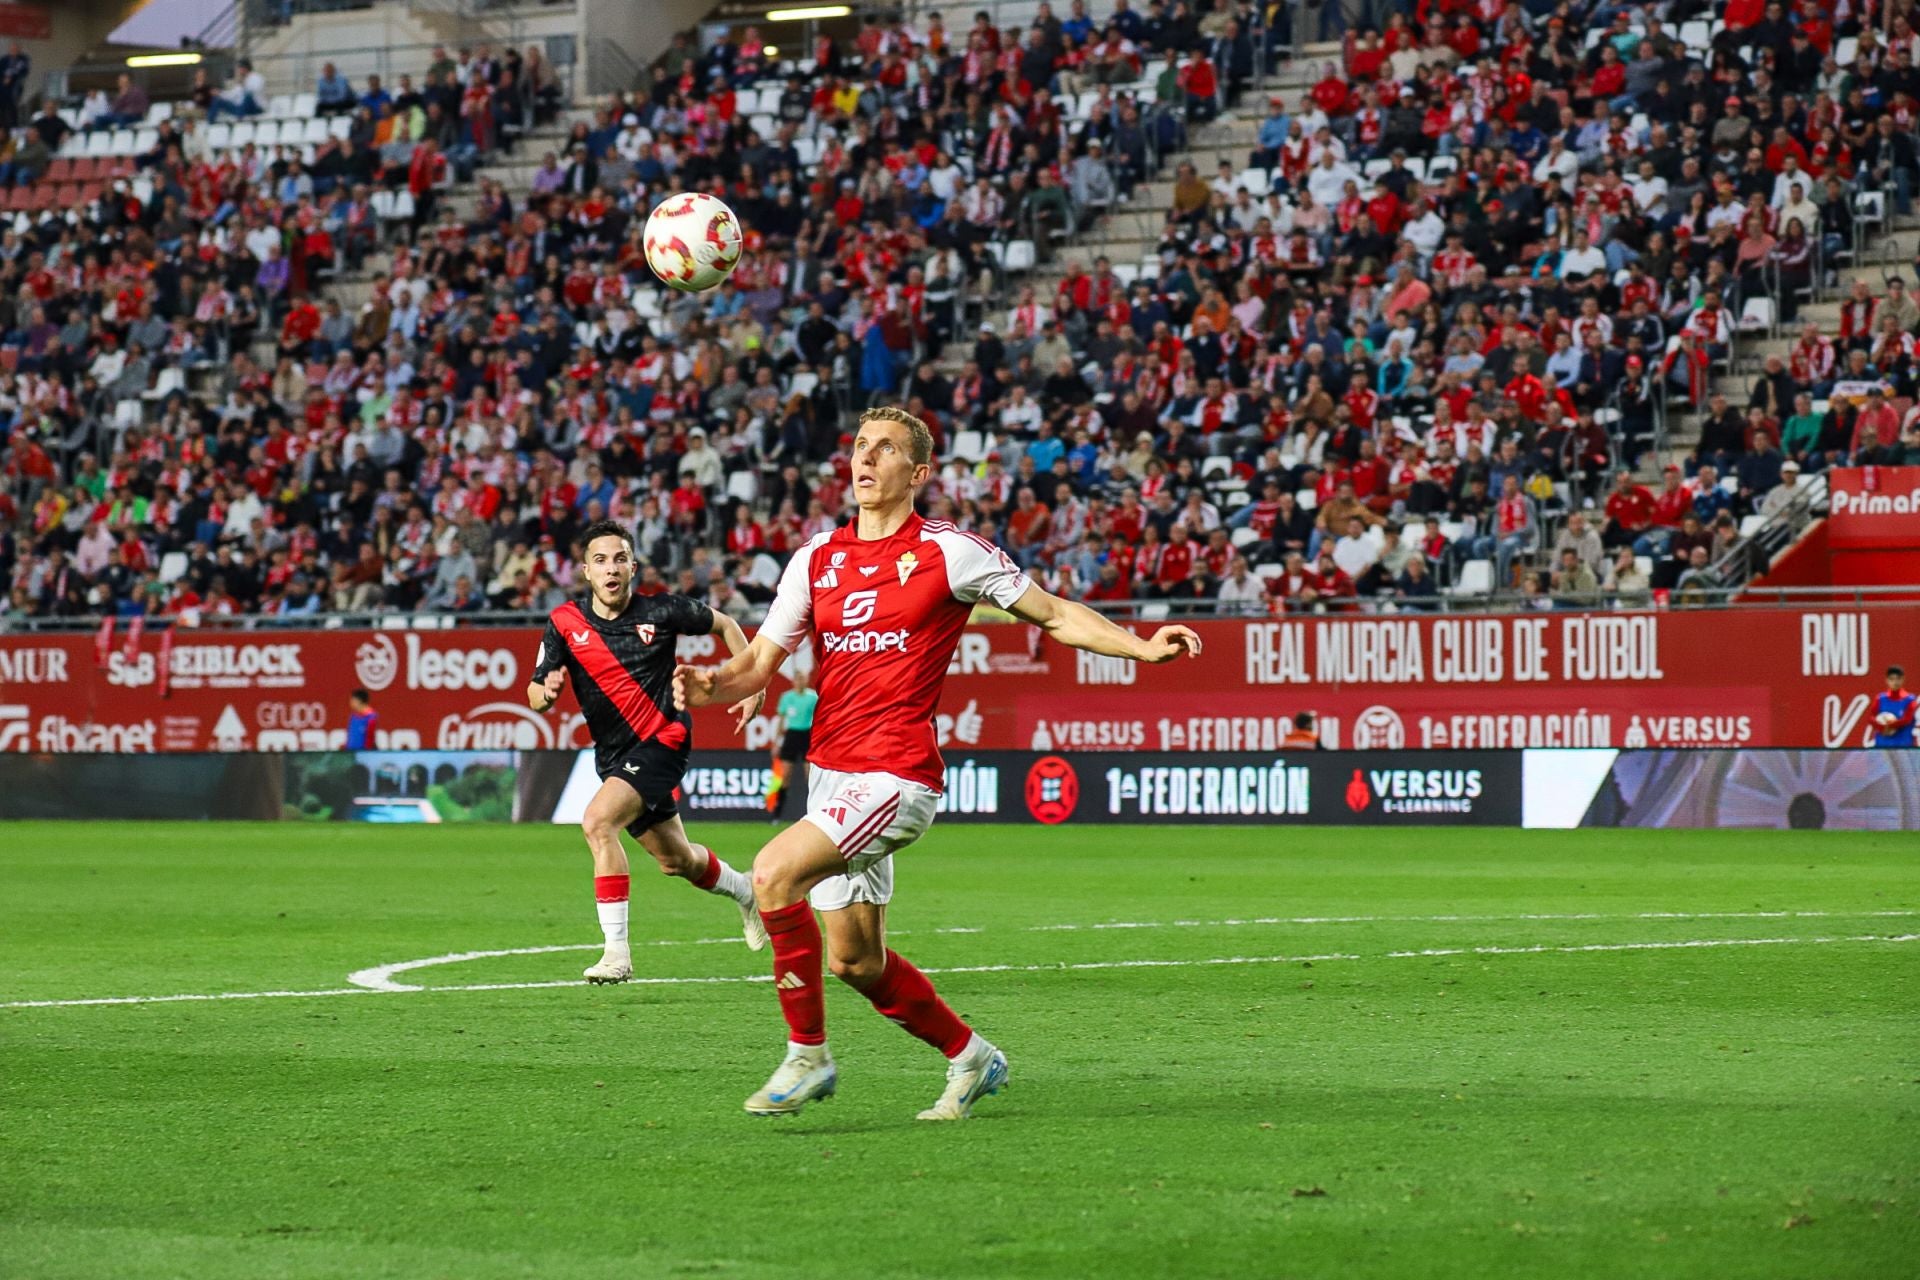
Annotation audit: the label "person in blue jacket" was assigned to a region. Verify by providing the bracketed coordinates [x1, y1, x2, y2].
[1872, 665, 1916, 748]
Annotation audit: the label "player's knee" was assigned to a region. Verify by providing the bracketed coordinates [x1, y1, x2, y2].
[828, 949, 885, 988]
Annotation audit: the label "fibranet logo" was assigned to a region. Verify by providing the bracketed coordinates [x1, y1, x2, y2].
[1345, 767, 1484, 814]
[821, 628, 910, 655]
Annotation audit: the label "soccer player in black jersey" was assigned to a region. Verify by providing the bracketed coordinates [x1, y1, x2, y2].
[529, 520, 766, 983]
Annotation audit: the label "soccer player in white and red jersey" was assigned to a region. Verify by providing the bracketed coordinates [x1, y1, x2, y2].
[675, 407, 1201, 1120]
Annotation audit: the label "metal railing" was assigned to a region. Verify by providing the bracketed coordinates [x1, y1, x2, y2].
[4, 583, 1915, 637]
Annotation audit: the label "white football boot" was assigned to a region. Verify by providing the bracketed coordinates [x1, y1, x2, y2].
[582, 943, 632, 984]
[916, 1044, 1009, 1121]
[735, 888, 768, 952]
[743, 1047, 838, 1115]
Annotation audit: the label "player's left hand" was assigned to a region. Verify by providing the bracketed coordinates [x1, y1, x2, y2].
[728, 689, 765, 733]
[1140, 625, 1203, 663]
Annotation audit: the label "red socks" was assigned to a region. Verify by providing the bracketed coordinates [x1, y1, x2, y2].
[862, 949, 973, 1059]
[593, 874, 629, 903]
[690, 847, 722, 891]
[759, 907, 972, 1058]
[760, 901, 826, 1046]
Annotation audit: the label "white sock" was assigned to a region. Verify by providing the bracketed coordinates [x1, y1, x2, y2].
[714, 860, 753, 906]
[789, 1039, 828, 1060]
[957, 1032, 991, 1064]
[596, 899, 629, 946]
[693, 844, 754, 905]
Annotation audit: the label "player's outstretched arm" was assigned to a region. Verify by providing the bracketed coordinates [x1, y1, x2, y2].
[527, 669, 565, 713]
[1005, 583, 1202, 664]
[711, 609, 767, 731]
[675, 634, 788, 710]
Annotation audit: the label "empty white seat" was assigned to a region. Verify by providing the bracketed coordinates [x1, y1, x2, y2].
[1295, 487, 1318, 511]
[1836, 35, 1859, 66]
[734, 88, 761, 115]
[143, 367, 186, 401]
[1112, 263, 1140, 286]
[785, 370, 818, 398]
[950, 430, 987, 462]
[1401, 156, 1425, 180]
[84, 130, 112, 156]
[266, 95, 295, 120]
[159, 551, 188, 583]
[1739, 513, 1768, 537]
[292, 92, 317, 118]
[750, 112, 775, 138]
[1231, 526, 1260, 548]
[142, 101, 173, 127]
[132, 128, 158, 154]
[726, 471, 759, 505]
[1739, 297, 1775, 331]
[1452, 559, 1493, 595]
[227, 122, 256, 148]
[1236, 167, 1270, 197]
[1363, 157, 1392, 179]
[302, 117, 330, 145]
[1201, 456, 1232, 479]
[328, 115, 353, 140]
[1003, 240, 1037, 272]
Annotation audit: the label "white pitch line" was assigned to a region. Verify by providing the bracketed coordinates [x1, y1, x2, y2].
[344, 908, 1920, 990]
[5, 934, 1916, 1010]
[1025, 909, 1920, 932]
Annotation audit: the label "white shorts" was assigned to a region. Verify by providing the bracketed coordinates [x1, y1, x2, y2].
[803, 767, 939, 912]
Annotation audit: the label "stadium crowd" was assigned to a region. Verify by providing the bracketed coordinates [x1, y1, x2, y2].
[3, 0, 1920, 626]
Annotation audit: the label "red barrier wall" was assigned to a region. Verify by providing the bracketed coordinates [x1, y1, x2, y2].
[3, 606, 1916, 754]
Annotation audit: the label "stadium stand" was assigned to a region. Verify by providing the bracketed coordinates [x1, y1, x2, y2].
[3, 0, 1918, 624]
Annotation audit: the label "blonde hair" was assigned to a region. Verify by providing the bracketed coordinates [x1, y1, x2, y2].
[858, 406, 935, 466]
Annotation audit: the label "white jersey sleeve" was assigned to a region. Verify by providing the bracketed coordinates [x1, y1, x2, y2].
[931, 527, 1033, 609]
[758, 534, 828, 653]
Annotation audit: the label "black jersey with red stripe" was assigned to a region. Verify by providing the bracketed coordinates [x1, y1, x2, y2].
[532, 594, 714, 756]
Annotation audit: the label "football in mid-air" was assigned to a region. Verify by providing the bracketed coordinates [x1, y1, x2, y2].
[644, 192, 744, 292]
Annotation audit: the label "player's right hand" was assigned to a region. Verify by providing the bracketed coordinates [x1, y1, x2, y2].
[534, 669, 565, 711]
[674, 664, 718, 710]
[1140, 625, 1203, 663]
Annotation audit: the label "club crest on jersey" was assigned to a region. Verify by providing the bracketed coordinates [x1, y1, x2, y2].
[896, 551, 918, 585]
[636, 624, 656, 644]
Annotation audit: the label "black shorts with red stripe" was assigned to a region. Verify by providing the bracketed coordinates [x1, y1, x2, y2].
[598, 740, 690, 837]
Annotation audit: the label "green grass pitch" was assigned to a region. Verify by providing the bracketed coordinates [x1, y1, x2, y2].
[2, 821, 1916, 1279]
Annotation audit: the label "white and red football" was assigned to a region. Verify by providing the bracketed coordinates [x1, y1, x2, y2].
[643, 192, 744, 292]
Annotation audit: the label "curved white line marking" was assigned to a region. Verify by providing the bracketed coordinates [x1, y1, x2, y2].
[344, 908, 1920, 990]
[4, 933, 1914, 1010]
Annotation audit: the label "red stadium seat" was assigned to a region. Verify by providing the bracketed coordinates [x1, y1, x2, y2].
[44, 158, 73, 183]
[53, 183, 82, 211]
[26, 184, 53, 212]
[0, 347, 18, 372]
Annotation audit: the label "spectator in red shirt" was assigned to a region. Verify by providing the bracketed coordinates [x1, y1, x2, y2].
[1601, 470, 1656, 550]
